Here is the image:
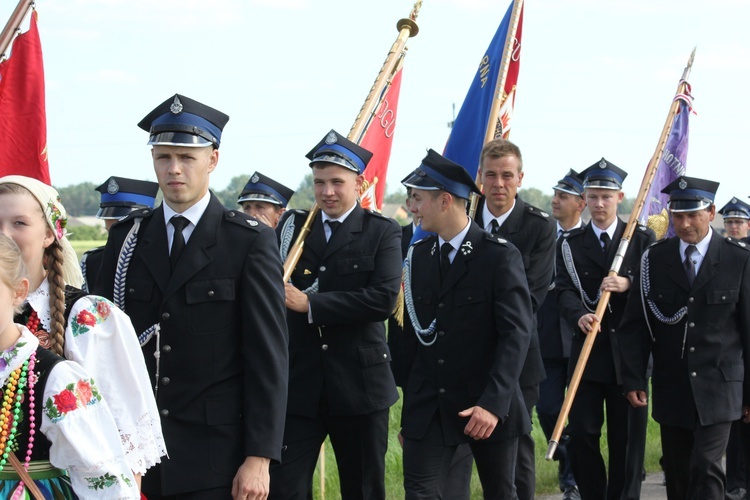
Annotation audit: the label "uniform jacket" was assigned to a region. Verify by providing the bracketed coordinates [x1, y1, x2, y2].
[475, 195, 555, 387]
[618, 232, 750, 428]
[400, 222, 533, 445]
[389, 222, 415, 388]
[555, 218, 655, 384]
[94, 194, 289, 495]
[277, 205, 402, 417]
[80, 245, 103, 293]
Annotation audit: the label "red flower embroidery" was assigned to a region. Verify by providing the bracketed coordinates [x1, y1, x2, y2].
[76, 380, 93, 405]
[54, 389, 78, 413]
[76, 310, 96, 327]
[96, 301, 110, 318]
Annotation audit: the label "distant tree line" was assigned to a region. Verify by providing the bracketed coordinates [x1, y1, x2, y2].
[57, 179, 635, 222]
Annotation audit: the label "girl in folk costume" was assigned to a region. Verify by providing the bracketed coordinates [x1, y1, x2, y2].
[0, 233, 139, 498]
[0, 176, 166, 489]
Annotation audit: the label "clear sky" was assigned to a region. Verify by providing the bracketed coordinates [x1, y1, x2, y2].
[2, 0, 748, 206]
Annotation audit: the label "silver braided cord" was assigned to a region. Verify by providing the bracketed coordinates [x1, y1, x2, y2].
[641, 248, 688, 325]
[561, 238, 601, 312]
[279, 213, 319, 295]
[404, 245, 438, 346]
[113, 218, 161, 347]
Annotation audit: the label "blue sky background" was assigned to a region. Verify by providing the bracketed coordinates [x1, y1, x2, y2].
[2, 0, 747, 205]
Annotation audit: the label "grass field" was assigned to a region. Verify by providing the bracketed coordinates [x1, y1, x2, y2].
[70, 240, 104, 261]
[311, 391, 662, 498]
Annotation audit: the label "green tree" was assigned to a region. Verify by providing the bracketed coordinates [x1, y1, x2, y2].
[213, 175, 248, 208]
[56, 182, 99, 216]
[519, 187, 552, 214]
[288, 174, 315, 210]
[383, 188, 408, 206]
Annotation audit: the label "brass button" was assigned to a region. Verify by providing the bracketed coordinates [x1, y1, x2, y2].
[438, 388, 446, 394]
[688, 322, 695, 328]
[162, 345, 172, 353]
[128, 288, 135, 294]
[161, 312, 170, 320]
[438, 303, 444, 308]
[320, 266, 326, 272]
[437, 359, 444, 365]
[353, 264, 359, 269]
[688, 297, 694, 303]
[208, 290, 215, 297]
[160, 409, 169, 417]
[690, 372, 697, 377]
[160, 377, 170, 385]
[321, 344, 328, 351]
[689, 347, 695, 352]
[438, 331, 445, 337]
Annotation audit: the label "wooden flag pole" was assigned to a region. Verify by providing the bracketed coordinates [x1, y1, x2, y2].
[545, 48, 697, 461]
[0, 0, 34, 59]
[282, 1, 421, 282]
[467, 0, 523, 219]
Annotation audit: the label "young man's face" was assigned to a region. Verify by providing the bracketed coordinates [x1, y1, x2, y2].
[313, 164, 362, 219]
[480, 155, 523, 217]
[585, 188, 623, 228]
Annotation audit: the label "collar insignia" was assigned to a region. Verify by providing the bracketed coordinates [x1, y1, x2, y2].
[430, 241, 437, 256]
[460, 241, 473, 256]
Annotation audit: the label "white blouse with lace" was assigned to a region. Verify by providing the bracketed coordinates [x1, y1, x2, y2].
[26, 278, 167, 474]
[2, 327, 140, 499]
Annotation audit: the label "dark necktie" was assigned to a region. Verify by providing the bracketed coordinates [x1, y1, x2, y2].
[684, 244, 697, 286]
[490, 219, 501, 234]
[440, 242, 453, 282]
[170, 216, 189, 271]
[325, 220, 341, 241]
[600, 232, 611, 254]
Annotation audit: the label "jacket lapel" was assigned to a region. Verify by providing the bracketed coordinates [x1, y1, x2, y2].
[322, 205, 364, 261]
[663, 237, 691, 291]
[163, 195, 220, 297]
[438, 222, 481, 298]
[137, 206, 171, 294]
[691, 231, 721, 291]
[494, 195, 524, 238]
[302, 212, 327, 262]
[582, 223, 607, 269]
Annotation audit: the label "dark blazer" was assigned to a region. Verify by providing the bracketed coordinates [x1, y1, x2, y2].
[475, 195, 555, 387]
[80, 245, 104, 293]
[400, 222, 533, 445]
[555, 218, 655, 384]
[277, 205, 402, 417]
[94, 194, 289, 496]
[618, 232, 750, 428]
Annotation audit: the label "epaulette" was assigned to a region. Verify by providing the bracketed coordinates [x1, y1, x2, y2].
[118, 207, 154, 223]
[560, 226, 585, 239]
[636, 223, 649, 232]
[648, 237, 669, 248]
[485, 233, 509, 245]
[725, 237, 750, 251]
[524, 203, 551, 220]
[365, 209, 389, 220]
[413, 234, 435, 247]
[81, 246, 104, 260]
[225, 210, 263, 231]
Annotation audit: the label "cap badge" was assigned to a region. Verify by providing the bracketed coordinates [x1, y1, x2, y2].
[679, 179, 688, 190]
[732, 197, 738, 204]
[251, 173, 260, 183]
[460, 241, 473, 256]
[106, 178, 119, 195]
[170, 96, 184, 115]
[325, 131, 337, 145]
[598, 159, 607, 169]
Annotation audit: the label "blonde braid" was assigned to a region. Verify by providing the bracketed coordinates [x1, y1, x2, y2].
[46, 241, 67, 357]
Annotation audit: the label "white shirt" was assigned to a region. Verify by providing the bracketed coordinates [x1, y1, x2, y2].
[439, 216, 472, 264]
[680, 227, 713, 275]
[321, 202, 358, 241]
[591, 218, 618, 249]
[556, 219, 584, 239]
[482, 199, 516, 233]
[163, 190, 211, 251]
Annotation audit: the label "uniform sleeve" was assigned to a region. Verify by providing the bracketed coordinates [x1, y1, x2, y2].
[64, 295, 167, 474]
[309, 219, 402, 325]
[477, 244, 532, 419]
[240, 225, 289, 460]
[42, 360, 140, 499]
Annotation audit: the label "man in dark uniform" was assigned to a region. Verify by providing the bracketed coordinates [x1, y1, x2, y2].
[94, 94, 289, 500]
[537, 169, 586, 500]
[718, 197, 750, 500]
[237, 171, 294, 229]
[619, 176, 750, 499]
[80, 176, 158, 292]
[398, 149, 532, 499]
[271, 130, 402, 499]
[473, 138, 556, 499]
[555, 158, 654, 500]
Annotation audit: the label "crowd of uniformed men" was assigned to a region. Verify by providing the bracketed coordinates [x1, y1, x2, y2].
[84, 93, 750, 500]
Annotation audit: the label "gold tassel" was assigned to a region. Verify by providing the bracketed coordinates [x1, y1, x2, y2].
[392, 267, 406, 327]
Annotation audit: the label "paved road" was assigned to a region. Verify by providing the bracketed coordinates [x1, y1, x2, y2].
[536, 472, 668, 500]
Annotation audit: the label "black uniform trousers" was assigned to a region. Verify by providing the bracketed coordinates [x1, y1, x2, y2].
[660, 420, 731, 500]
[269, 409, 390, 500]
[403, 414, 519, 500]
